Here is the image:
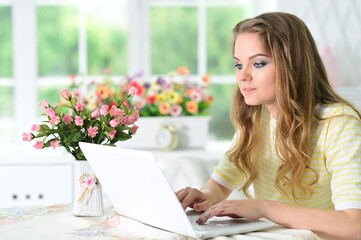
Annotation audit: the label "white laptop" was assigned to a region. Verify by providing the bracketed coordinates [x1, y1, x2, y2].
[79, 142, 275, 239]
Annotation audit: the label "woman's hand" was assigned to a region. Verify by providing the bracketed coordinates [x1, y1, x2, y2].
[196, 199, 266, 224]
[175, 178, 232, 212]
[175, 187, 212, 211]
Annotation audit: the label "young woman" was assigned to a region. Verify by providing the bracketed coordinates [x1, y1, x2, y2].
[176, 12, 361, 240]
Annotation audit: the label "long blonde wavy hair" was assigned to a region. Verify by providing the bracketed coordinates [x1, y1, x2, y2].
[228, 12, 361, 200]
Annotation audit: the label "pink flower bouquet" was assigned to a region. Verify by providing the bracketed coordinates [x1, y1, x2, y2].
[22, 88, 139, 160]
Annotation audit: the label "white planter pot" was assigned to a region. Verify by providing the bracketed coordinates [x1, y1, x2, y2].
[73, 160, 104, 217]
[117, 116, 210, 150]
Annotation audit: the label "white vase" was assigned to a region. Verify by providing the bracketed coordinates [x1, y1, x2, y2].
[117, 116, 210, 150]
[73, 160, 104, 217]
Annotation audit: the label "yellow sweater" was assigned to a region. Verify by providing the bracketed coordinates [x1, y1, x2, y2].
[212, 104, 361, 210]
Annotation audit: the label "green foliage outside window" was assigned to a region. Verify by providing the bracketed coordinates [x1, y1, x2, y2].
[87, 13, 127, 75]
[37, 6, 79, 76]
[207, 6, 250, 75]
[151, 7, 198, 75]
[0, 7, 12, 78]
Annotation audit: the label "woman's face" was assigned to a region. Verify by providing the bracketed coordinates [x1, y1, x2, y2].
[234, 32, 278, 117]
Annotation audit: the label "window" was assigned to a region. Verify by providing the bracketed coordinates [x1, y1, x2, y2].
[0, 6, 14, 143]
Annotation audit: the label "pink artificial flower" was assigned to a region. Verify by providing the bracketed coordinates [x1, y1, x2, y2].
[109, 129, 117, 139]
[121, 115, 131, 125]
[135, 99, 146, 109]
[133, 109, 140, 119]
[39, 99, 49, 110]
[130, 125, 139, 135]
[109, 106, 124, 118]
[170, 104, 182, 117]
[74, 116, 84, 126]
[88, 126, 98, 138]
[72, 89, 82, 99]
[128, 86, 138, 97]
[190, 90, 202, 102]
[75, 101, 84, 112]
[22, 132, 33, 141]
[33, 141, 44, 149]
[109, 119, 121, 127]
[31, 124, 41, 132]
[50, 116, 60, 125]
[91, 108, 100, 118]
[50, 140, 61, 149]
[60, 89, 71, 100]
[62, 114, 73, 124]
[45, 108, 56, 119]
[100, 105, 109, 116]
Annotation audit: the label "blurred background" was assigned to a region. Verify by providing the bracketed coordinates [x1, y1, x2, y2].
[0, 0, 360, 154]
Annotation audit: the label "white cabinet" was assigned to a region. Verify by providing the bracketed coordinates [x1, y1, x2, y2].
[0, 163, 74, 208]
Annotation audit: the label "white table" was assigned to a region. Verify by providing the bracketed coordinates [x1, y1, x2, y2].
[0, 203, 320, 240]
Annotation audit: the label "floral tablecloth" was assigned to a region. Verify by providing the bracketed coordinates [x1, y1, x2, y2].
[0, 204, 320, 240]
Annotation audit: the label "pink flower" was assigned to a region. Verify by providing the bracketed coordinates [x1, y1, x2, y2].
[31, 124, 41, 132]
[74, 116, 84, 126]
[72, 89, 82, 99]
[100, 105, 109, 116]
[33, 141, 44, 149]
[130, 125, 139, 135]
[109, 119, 121, 127]
[39, 99, 49, 110]
[22, 132, 33, 141]
[109, 106, 124, 118]
[62, 114, 73, 124]
[109, 130, 117, 139]
[50, 116, 60, 125]
[60, 89, 71, 100]
[135, 99, 146, 109]
[170, 104, 182, 116]
[50, 140, 61, 149]
[45, 108, 56, 119]
[128, 86, 138, 97]
[190, 90, 202, 102]
[88, 126, 98, 138]
[75, 101, 84, 111]
[91, 108, 100, 118]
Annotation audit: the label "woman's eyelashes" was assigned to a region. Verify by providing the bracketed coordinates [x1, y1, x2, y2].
[254, 61, 268, 68]
[234, 63, 243, 70]
[234, 61, 268, 70]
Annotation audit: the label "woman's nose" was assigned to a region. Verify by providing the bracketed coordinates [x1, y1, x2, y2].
[238, 67, 252, 81]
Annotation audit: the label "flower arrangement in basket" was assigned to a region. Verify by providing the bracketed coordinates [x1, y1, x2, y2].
[22, 88, 139, 160]
[67, 66, 214, 117]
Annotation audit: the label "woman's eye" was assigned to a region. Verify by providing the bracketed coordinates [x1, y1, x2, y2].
[234, 64, 243, 70]
[254, 61, 267, 68]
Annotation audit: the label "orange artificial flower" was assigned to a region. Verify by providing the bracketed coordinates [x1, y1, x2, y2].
[96, 85, 112, 99]
[176, 66, 190, 75]
[202, 74, 211, 84]
[186, 101, 198, 114]
[159, 102, 171, 115]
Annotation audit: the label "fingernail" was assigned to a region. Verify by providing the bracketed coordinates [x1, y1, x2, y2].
[205, 212, 211, 218]
[219, 209, 225, 213]
[196, 218, 202, 224]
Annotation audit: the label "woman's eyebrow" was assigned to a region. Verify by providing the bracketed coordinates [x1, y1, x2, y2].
[233, 53, 270, 61]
